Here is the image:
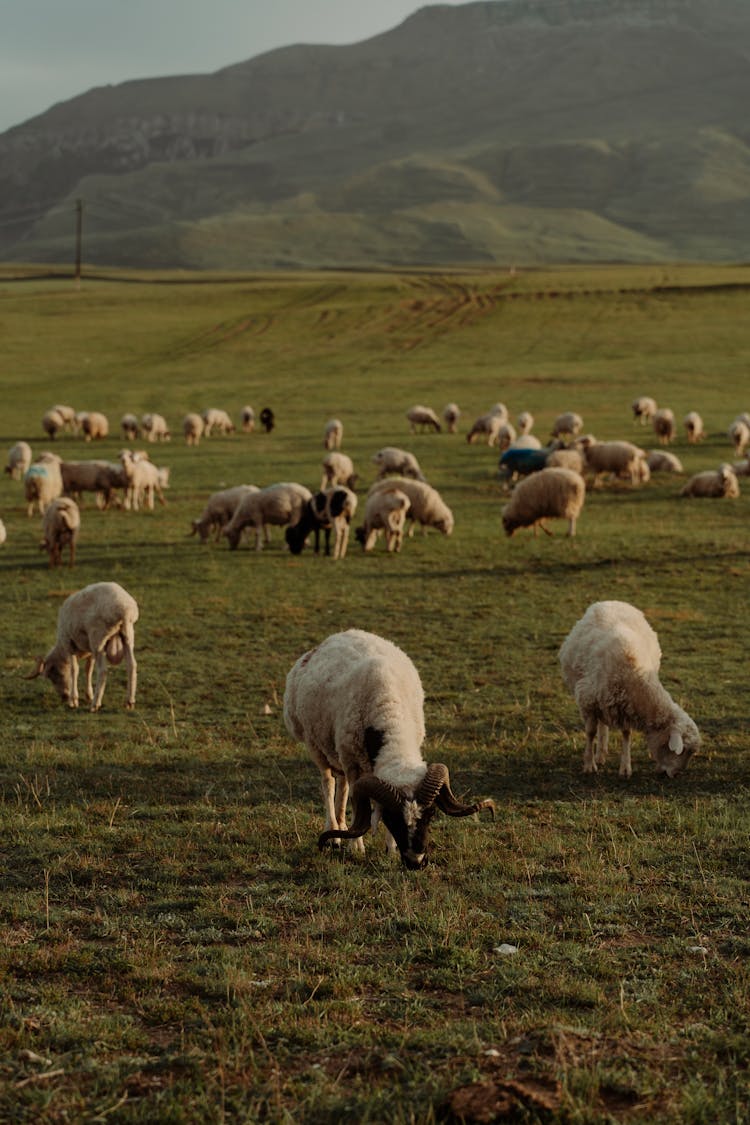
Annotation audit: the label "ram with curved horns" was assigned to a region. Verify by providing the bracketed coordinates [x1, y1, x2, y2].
[283, 629, 494, 869]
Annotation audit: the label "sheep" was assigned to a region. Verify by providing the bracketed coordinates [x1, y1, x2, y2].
[631, 396, 657, 425]
[183, 413, 204, 446]
[680, 464, 740, 499]
[516, 410, 534, 436]
[495, 421, 517, 451]
[372, 447, 426, 482]
[502, 467, 585, 537]
[40, 496, 80, 568]
[368, 477, 454, 537]
[283, 629, 494, 868]
[141, 412, 171, 442]
[74, 411, 89, 434]
[190, 485, 260, 542]
[406, 405, 441, 433]
[201, 408, 235, 437]
[728, 418, 750, 457]
[120, 413, 140, 441]
[260, 407, 275, 433]
[51, 404, 77, 432]
[323, 418, 344, 449]
[5, 441, 32, 480]
[646, 450, 684, 474]
[61, 460, 125, 509]
[509, 434, 542, 451]
[652, 408, 676, 445]
[240, 405, 255, 433]
[497, 445, 554, 488]
[42, 408, 65, 441]
[683, 411, 705, 444]
[222, 482, 312, 551]
[551, 412, 584, 441]
[119, 450, 169, 510]
[285, 487, 358, 560]
[321, 451, 358, 491]
[466, 403, 509, 446]
[559, 600, 700, 779]
[26, 581, 138, 711]
[443, 403, 460, 433]
[575, 435, 647, 487]
[24, 454, 63, 516]
[81, 412, 109, 441]
[732, 455, 750, 477]
[355, 487, 410, 552]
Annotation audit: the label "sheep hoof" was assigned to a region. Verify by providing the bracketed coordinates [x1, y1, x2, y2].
[618, 766, 632, 779]
[125, 701, 135, 710]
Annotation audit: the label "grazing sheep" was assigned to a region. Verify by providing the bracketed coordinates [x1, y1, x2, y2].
[51, 404, 77, 432]
[576, 436, 647, 487]
[183, 413, 204, 446]
[240, 405, 255, 433]
[631, 396, 657, 425]
[646, 450, 684, 474]
[683, 411, 705, 444]
[559, 600, 700, 779]
[260, 407, 275, 433]
[680, 464, 740, 499]
[42, 408, 65, 441]
[120, 413, 140, 441]
[24, 454, 63, 516]
[321, 451, 358, 491]
[502, 467, 585, 537]
[368, 477, 454, 537]
[201, 408, 235, 437]
[551, 412, 584, 442]
[74, 411, 89, 434]
[81, 412, 109, 441]
[40, 496, 80, 568]
[323, 418, 344, 450]
[652, 408, 676, 445]
[497, 445, 554, 488]
[516, 410, 534, 436]
[728, 417, 750, 457]
[191, 485, 260, 542]
[222, 481, 312, 551]
[141, 412, 171, 442]
[466, 403, 509, 446]
[285, 487, 358, 559]
[355, 487, 410, 552]
[443, 403, 460, 433]
[27, 582, 138, 711]
[5, 441, 32, 480]
[495, 422, 517, 451]
[61, 460, 125, 509]
[283, 629, 494, 868]
[406, 405, 441, 434]
[372, 447, 426, 481]
[119, 451, 169, 510]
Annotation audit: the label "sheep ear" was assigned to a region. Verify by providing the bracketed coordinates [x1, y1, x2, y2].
[668, 730, 684, 755]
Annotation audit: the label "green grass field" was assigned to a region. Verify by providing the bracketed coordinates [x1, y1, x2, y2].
[1, 264, 748, 1123]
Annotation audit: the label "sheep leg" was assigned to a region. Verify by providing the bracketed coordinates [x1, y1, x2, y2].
[567, 515, 577, 537]
[124, 643, 137, 710]
[70, 655, 80, 708]
[618, 729, 633, 779]
[91, 651, 109, 711]
[255, 522, 264, 551]
[582, 715, 598, 773]
[538, 520, 553, 537]
[594, 721, 609, 765]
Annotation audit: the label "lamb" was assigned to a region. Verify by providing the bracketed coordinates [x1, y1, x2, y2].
[559, 600, 700, 779]
[680, 464, 740, 499]
[42, 408, 65, 440]
[141, 412, 171, 442]
[81, 412, 109, 441]
[190, 485, 260, 542]
[119, 451, 169, 510]
[40, 496, 80, 568]
[576, 436, 647, 487]
[551, 412, 584, 441]
[240, 405, 255, 433]
[355, 487, 410, 552]
[502, 467, 585, 537]
[201, 408, 235, 437]
[5, 441, 32, 480]
[683, 411, 705, 444]
[321, 451, 358, 491]
[466, 403, 509, 446]
[728, 417, 750, 456]
[183, 413, 204, 445]
[368, 477, 454, 537]
[443, 403, 460, 433]
[222, 481, 312, 550]
[51, 405, 77, 432]
[259, 407, 275, 433]
[120, 413, 140, 441]
[516, 410, 534, 436]
[406, 405, 441, 433]
[646, 449, 684, 474]
[26, 582, 138, 711]
[283, 629, 494, 868]
[631, 396, 657, 425]
[285, 487, 358, 560]
[24, 454, 63, 516]
[323, 418, 344, 449]
[372, 447, 426, 481]
[652, 408, 676, 445]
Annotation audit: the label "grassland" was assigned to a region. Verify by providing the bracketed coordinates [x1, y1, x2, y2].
[0, 263, 748, 1123]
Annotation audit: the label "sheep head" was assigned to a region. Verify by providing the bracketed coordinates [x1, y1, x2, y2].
[646, 716, 701, 778]
[26, 654, 74, 705]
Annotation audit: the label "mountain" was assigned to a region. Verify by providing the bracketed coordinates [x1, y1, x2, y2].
[2, 0, 750, 268]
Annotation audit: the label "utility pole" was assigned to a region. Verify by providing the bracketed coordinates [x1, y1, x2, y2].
[74, 199, 83, 289]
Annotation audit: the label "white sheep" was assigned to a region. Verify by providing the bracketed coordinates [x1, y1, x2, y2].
[368, 477, 453, 537]
[141, 412, 171, 442]
[82, 412, 109, 441]
[40, 496, 80, 568]
[728, 417, 750, 456]
[680, 464, 740, 499]
[406, 405, 441, 433]
[551, 412, 584, 441]
[183, 413, 204, 446]
[191, 485, 260, 542]
[516, 410, 534, 436]
[576, 436, 647, 487]
[120, 413, 140, 441]
[631, 396, 657, 425]
[683, 411, 705, 444]
[502, 467, 585, 537]
[495, 422, 517, 451]
[240, 405, 255, 433]
[323, 418, 344, 450]
[283, 629, 494, 868]
[466, 403, 509, 446]
[26, 581, 138, 711]
[355, 487, 410, 552]
[321, 451, 357, 491]
[285, 487, 358, 560]
[443, 403, 460, 433]
[372, 447, 426, 481]
[201, 408, 235, 436]
[119, 451, 169, 510]
[51, 404, 77, 432]
[24, 454, 63, 516]
[652, 408, 676, 445]
[223, 482, 312, 551]
[559, 600, 700, 778]
[646, 450, 684, 474]
[5, 441, 32, 480]
[42, 408, 65, 441]
[508, 434, 543, 451]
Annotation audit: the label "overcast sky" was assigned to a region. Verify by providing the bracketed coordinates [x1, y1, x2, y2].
[0, 0, 472, 134]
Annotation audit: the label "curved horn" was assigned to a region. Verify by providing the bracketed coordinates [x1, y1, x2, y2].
[317, 774, 405, 850]
[419, 762, 496, 820]
[414, 762, 450, 807]
[24, 657, 46, 680]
